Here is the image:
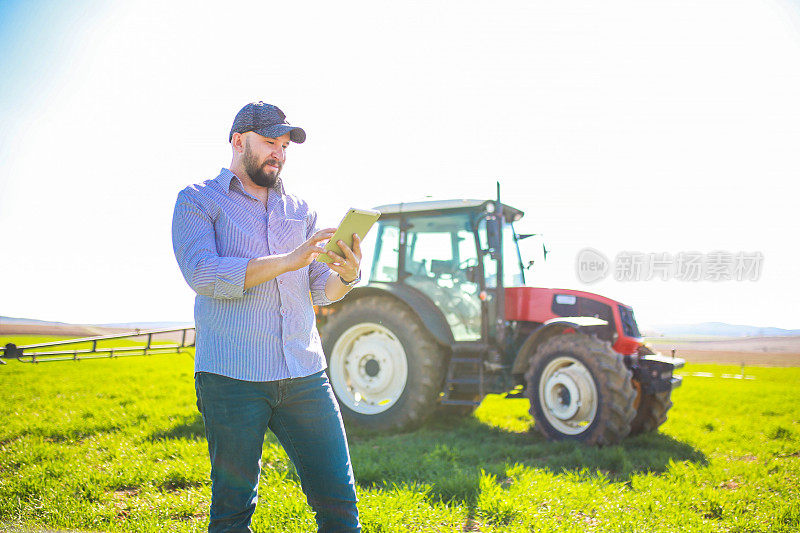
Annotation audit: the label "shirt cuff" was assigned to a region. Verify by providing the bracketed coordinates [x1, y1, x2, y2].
[213, 257, 250, 299]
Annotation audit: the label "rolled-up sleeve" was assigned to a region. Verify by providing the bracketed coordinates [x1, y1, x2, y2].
[306, 210, 340, 306]
[172, 190, 250, 299]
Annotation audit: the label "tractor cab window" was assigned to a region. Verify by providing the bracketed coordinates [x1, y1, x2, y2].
[478, 219, 525, 288]
[369, 221, 400, 282]
[402, 213, 482, 341]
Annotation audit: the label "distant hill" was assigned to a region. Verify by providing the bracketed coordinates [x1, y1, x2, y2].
[96, 321, 194, 330]
[0, 316, 193, 336]
[647, 322, 800, 338]
[0, 316, 71, 326]
[1, 316, 192, 329]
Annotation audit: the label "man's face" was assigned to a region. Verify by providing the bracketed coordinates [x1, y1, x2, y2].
[242, 132, 291, 188]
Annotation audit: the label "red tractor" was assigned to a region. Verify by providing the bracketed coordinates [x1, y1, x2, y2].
[316, 193, 683, 445]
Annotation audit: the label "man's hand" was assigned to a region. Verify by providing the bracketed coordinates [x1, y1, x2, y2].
[325, 233, 362, 283]
[285, 228, 337, 272]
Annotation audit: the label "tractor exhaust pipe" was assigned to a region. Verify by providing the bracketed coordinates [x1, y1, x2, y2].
[495, 181, 506, 347]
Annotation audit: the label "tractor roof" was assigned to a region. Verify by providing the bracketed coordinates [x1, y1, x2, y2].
[373, 199, 524, 221]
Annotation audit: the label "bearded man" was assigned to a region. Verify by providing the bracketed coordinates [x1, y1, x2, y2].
[171, 101, 361, 532]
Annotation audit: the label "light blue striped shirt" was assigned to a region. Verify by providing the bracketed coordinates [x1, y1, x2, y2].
[171, 168, 339, 381]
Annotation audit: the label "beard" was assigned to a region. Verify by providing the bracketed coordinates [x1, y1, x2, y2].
[242, 141, 283, 188]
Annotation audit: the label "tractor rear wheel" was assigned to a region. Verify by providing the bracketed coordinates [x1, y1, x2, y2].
[320, 295, 446, 431]
[525, 333, 637, 446]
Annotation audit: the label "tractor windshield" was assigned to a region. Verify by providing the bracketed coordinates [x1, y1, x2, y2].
[369, 213, 482, 341]
[403, 213, 482, 341]
[369, 221, 401, 283]
[477, 220, 525, 288]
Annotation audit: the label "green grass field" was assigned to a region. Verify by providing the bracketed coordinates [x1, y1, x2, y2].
[1, 335, 798, 532]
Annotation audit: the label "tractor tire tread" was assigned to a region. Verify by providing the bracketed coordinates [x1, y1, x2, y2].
[629, 344, 675, 435]
[629, 391, 673, 435]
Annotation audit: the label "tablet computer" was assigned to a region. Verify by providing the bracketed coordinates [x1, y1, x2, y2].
[316, 207, 381, 263]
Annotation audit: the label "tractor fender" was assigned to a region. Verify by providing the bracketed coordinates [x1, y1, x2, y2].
[510, 316, 609, 375]
[327, 283, 454, 347]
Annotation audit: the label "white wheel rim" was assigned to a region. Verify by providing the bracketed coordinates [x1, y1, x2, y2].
[329, 323, 408, 414]
[538, 356, 598, 435]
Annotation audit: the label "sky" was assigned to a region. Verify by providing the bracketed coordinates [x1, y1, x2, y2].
[1, 0, 799, 330]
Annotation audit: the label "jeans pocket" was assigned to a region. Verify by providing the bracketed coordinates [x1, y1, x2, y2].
[194, 372, 204, 414]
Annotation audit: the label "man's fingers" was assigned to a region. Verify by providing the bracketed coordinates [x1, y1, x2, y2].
[327, 250, 345, 264]
[352, 233, 362, 258]
[305, 229, 336, 253]
[309, 228, 336, 243]
[309, 237, 334, 248]
[327, 262, 345, 275]
[326, 260, 356, 278]
[337, 240, 357, 263]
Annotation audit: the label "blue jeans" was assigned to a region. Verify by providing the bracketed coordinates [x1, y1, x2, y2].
[195, 370, 360, 532]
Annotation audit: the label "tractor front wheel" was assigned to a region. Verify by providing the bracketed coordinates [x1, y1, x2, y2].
[525, 333, 637, 446]
[629, 391, 673, 434]
[629, 345, 675, 435]
[320, 295, 446, 431]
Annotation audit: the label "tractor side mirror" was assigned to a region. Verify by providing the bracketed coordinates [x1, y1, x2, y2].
[516, 232, 549, 268]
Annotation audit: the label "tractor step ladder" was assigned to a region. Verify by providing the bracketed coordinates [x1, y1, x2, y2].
[440, 343, 487, 406]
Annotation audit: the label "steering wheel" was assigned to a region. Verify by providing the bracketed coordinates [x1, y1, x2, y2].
[458, 257, 478, 270]
[458, 257, 479, 270]
[454, 257, 479, 283]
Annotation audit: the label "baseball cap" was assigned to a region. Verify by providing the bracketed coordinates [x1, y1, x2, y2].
[229, 101, 306, 144]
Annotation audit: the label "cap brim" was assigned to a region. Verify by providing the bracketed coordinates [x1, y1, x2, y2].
[253, 124, 306, 144]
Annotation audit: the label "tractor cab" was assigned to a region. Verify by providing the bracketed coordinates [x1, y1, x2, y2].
[369, 199, 525, 343]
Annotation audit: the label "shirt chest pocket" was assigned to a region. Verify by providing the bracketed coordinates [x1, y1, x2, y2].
[270, 218, 307, 254]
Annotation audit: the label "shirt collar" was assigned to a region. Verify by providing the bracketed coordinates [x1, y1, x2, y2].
[216, 168, 285, 196]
